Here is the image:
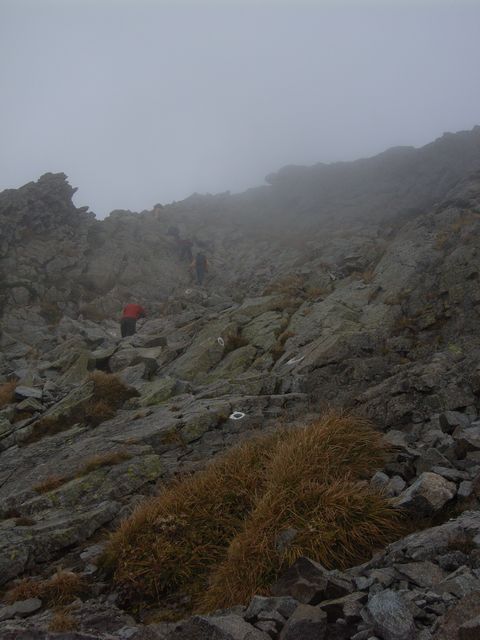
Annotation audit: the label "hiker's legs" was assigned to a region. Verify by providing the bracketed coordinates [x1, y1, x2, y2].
[196, 267, 204, 285]
[121, 318, 136, 337]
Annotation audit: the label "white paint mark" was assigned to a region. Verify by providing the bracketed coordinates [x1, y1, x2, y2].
[229, 411, 246, 420]
[286, 355, 305, 365]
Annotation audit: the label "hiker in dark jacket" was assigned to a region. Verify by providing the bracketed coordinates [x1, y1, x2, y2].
[191, 252, 209, 285]
[120, 303, 146, 338]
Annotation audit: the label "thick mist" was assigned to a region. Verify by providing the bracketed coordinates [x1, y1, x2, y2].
[1, 0, 479, 217]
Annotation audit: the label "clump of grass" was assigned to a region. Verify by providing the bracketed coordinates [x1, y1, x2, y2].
[5, 571, 87, 606]
[76, 451, 131, 476]
[199, 415, 401, 609]
[106, 412, 402, 615]
[26, 372, 137, 443]
[83, 399, 116, 426]
[48, 608, 78, 632]
[34, 474, 69, 494]
[0, 380, 16, 409]
[103, 435, 278, 607]
[224, 333, 249, 354]
[14, 516, 36, 527]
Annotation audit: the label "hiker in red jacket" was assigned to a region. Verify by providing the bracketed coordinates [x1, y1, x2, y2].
[120, 303, 146, 338]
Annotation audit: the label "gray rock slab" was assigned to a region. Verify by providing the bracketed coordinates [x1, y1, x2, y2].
[394, 561, 445, 588]
[366, 590, 416, 640]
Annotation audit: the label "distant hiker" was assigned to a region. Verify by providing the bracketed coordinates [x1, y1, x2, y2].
[191, 252, 209, 285]
[178, 237, 193, 261]
[120, 303, 146, 338]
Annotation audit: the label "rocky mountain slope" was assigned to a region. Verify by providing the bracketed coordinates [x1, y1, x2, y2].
[1, 127, 480, 639]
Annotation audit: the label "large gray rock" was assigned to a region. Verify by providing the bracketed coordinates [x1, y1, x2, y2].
[366, 590, 416, 640]
[395, 472, 456, 516]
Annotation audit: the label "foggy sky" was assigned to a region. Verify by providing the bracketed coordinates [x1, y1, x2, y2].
[1, 0, 479, 218]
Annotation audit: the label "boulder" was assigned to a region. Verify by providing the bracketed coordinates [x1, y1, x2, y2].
[395, 472, 456, 516]
[366, 590, 416, 640]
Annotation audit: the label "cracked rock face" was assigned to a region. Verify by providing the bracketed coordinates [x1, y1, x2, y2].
[1, 128, 480, 638]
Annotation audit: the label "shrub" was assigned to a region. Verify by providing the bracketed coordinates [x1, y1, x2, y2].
[5, 571, 87, 606]
[48, 608, 78, 632]
[106, 412, 402, 615]
[0, 380, 16, 408]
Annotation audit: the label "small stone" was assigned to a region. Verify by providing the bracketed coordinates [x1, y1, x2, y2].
[272, 557, 353, 604]
[14, 385, 43, 401]
[439, 411, 470, 434]
[458, 480, 474, 499]
[279, 604, 327, 640]
[245, 596, 298, 622]
[255, 620, 278, 637]
[318, 591, 367, 623]
[11, 597, 42, 617]
[370, 471, 389, 490]
[386, 475, 406, 497]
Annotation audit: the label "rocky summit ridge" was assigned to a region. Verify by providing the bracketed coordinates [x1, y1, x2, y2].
[1, 127, 480, 639]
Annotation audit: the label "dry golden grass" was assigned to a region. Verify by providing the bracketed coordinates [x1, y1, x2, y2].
[103, 434, 278, 606]
[6, 571, 87, 606]
[200, 481, 401, 610]
[263, 274, 305, 297]
[34, 474, 69, 494]
[83, 399, 116, 426]
[199, 414, 399, 609]
[106, 412, 402, 614]
[77, 451, 131, 476]
[14, 516, 36, 527]
[224, 333, 249, 353]
[48, 608, 79, 632]
[0, 380, 16, 409]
